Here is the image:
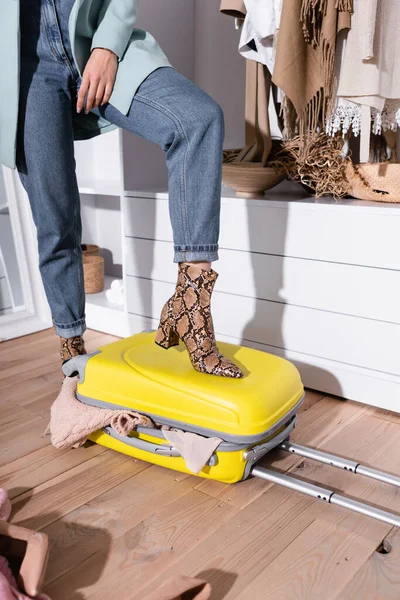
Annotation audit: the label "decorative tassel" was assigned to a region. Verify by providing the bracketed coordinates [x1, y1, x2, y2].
[300, 0, 327, 46]
[300, 0, 353, 47]
[335, 0, 353, 12]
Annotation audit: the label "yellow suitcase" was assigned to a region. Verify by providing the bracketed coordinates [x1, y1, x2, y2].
[62, 332, 400, 526]
[63, 331, 303, 483]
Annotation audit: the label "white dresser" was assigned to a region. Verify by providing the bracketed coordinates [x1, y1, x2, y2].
[120, 181, 400, 412]
[3, 0, 399, 411]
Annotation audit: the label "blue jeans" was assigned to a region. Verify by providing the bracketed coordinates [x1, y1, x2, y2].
[17, 0, 224, 338]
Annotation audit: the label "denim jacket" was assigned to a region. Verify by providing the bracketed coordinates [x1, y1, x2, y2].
[0, 0, 172, 168]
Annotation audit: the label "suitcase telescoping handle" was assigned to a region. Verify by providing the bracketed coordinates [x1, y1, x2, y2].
[252, 442, 400, 528]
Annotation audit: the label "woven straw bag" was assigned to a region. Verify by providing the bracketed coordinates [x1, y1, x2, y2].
[83, 255, 104, 294]
[347, 163, 400, 203]
[81, 243, 100, 257]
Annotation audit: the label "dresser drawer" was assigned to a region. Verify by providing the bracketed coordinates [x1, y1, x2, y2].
[124, 237, 400, 324]
[126, 275, 400, 376]
[123, 193, 400, 269]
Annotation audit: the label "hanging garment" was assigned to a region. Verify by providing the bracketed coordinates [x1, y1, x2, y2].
[326, 99, 400, 137]
[220, 0, 246, 18]
[327, 0, 400, 141]
[238, 0, 283, 74]
[272, 0, 352, 139]
[220, 1, 274, 163]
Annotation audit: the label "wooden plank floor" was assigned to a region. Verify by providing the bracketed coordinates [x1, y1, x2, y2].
[1, 329, 400, 599]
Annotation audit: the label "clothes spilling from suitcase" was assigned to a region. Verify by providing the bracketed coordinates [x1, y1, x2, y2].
[45, 331, 400, 529]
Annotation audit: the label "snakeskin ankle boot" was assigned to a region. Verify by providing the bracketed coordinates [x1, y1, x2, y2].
[60, 335, 86, 366]
[155, 264, 243, 378]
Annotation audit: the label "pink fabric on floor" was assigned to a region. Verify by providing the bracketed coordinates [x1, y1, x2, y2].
[162, 428, 222, 474]
[0, 557, 50, 600]
[0, 558, 14, 600]
[48, 376, 154, 449]
[0, 489, 11, 521]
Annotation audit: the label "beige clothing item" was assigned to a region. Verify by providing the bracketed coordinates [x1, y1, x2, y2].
[220, 0, 246, 18]
[47, 376, 154, 449]
[162, 428, 222, 474]
[328, 0, 400, 160]
[273, 0, 352, 138]
[143, 575, 211, 600]
[356, 0, 378, 60]
[220, 1, 274, 164]
[337, 0, 400, 108]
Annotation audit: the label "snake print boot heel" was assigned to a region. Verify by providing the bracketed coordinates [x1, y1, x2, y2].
[155, 263, 243, 378]
[154, 311, 180, 350]
[60, 335, 86, 365]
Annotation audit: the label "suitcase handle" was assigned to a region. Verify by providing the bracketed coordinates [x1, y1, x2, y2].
[102, 427, 182, 457]
[104, 417, 296, 467]
[102, 427, 219, 466]
[244, 416, 297, 463]
[62, 351, 101, 382]
[102, 427, 220, 466]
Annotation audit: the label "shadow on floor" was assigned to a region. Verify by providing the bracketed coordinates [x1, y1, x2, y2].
[197, 568, 238, 600]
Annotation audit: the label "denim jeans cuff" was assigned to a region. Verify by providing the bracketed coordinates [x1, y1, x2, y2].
[54, 317, 86, 338]
[174, 245, 219, 264]
[174, 250, 219, 263]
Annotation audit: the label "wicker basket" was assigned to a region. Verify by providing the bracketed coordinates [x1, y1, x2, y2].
[347, 163, 400, 203]
[83, 255, 104, 294]
[81, 243, 100, 257]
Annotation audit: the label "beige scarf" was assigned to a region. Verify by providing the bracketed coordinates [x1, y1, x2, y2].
[273, 0, 352, 139]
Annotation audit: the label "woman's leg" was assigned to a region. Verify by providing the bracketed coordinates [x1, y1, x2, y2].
[17, 84, 85, 342]
[17, 1, 86, 363]
[98, 67, 243, 377]
[99, 67, 223, 266]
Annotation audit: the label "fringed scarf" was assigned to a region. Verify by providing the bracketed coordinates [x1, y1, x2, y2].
[301, 0, 353, 45]
[273, 0, 353, 143]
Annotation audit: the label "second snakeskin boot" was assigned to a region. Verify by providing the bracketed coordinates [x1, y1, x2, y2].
[155, 263, 243, 378]
[60, 335, 86, 375]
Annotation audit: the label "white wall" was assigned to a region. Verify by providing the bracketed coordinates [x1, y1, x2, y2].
[123, 0, 246, 192]
[81, 194, 123, 278]
[194, 0, 245, 150]
[123, 0, 196, 192]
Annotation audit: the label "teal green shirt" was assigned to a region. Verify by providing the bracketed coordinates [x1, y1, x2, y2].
[0, 0, 173, 168]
